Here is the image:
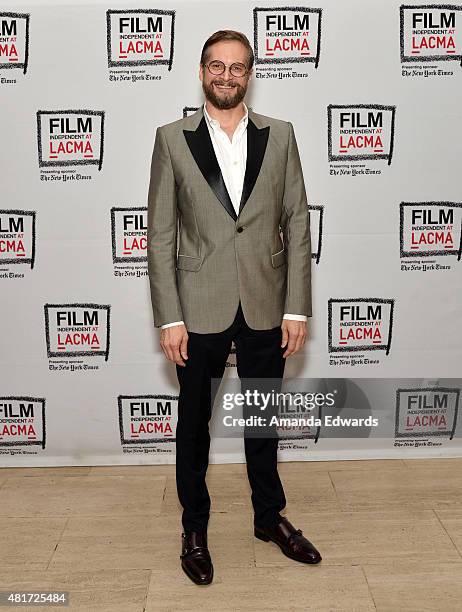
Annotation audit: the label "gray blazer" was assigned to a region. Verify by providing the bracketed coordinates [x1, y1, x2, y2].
[147, 105, 312, 333]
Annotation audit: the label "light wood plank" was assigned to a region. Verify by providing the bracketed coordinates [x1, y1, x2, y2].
[0, 475, 166, 517]
[330, 467, 462, 510]
[145, 566, 375, 611]
[0, 568, 149, 611]
[364, 560, 462, 612]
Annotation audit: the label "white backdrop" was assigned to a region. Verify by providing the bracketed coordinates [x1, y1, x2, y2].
[1, 0, 462, 466]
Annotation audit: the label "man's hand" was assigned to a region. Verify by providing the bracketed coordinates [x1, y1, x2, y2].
[281, 319, 307, 358]
[160, 324, 189, 366]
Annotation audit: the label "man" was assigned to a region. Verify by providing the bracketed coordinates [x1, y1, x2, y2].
[147, 30, 321, 586]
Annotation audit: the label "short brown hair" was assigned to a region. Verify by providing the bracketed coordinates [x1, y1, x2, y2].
[201, 30, 254, 70]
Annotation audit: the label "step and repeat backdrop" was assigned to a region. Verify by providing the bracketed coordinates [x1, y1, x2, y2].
[1, 0, 462, 466]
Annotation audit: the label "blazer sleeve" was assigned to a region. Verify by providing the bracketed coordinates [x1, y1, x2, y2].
[279, 121, 312, 317]
[147, 126, 184, 327]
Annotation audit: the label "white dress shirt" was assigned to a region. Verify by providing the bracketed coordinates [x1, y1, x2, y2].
[161, 101, 307, 329]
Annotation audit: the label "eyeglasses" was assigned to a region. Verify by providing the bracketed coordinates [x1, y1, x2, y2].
[204, 60, 249, 78]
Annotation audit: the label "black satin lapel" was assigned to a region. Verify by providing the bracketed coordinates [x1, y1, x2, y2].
[239, 119, 270, 216]
[183, 117, 237, 222]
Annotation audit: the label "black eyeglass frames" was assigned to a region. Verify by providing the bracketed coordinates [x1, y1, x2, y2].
[203, 60, 249, 78]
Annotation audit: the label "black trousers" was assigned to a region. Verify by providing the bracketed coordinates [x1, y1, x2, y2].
[175, 301, 287, 533]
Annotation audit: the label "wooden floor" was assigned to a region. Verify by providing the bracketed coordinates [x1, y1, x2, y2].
[0, 458, 462, 611]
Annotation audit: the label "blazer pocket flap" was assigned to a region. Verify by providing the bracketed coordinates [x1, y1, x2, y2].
[271, 248, 286, 268]
[176, 254, 202, 271]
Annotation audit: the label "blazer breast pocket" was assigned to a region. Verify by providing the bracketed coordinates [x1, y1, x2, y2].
[176, 254, 202, 272]
[271, 248, 286, 268]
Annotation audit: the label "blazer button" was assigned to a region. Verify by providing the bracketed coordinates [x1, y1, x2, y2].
[237, 226, 244, 233]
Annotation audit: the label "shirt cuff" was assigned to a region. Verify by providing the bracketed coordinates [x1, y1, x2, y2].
[161, 321, 185, 329]
[283, 313, 307, 322]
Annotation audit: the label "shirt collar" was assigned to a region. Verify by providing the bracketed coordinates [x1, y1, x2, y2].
[203, 101, 248, 132]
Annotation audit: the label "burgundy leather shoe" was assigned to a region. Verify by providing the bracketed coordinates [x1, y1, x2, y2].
[180, 531, 213, 585]
[254, 517, 322, 564]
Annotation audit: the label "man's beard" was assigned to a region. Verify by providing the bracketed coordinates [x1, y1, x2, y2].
[202, 78, 247, 110]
